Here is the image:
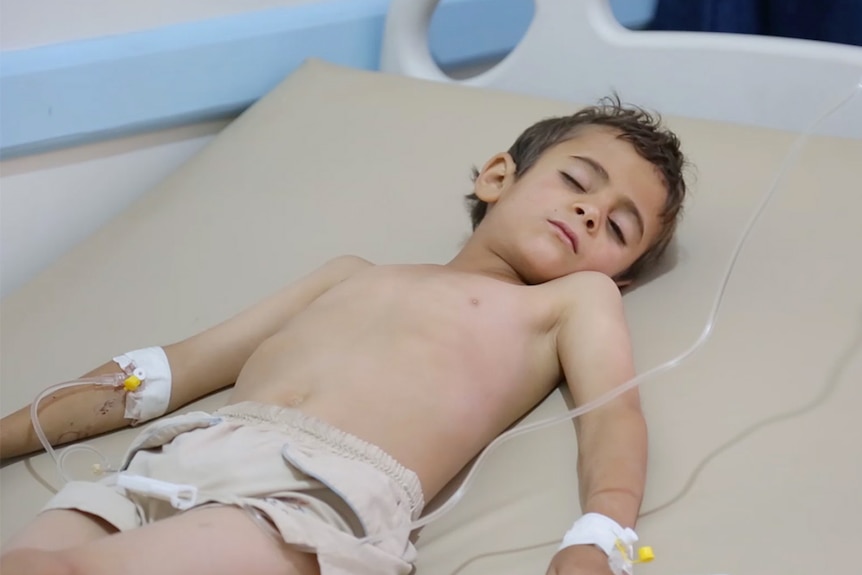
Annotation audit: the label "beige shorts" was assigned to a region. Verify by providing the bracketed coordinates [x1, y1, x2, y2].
[43, 401, 426, 575]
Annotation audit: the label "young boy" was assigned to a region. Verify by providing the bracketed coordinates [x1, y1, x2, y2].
[0, 98, 686, 575]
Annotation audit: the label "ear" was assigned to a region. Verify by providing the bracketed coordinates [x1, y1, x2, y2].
[473, 153, 517, 204]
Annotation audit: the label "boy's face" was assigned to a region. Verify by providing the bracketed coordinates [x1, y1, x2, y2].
[472, 126, 668, 285]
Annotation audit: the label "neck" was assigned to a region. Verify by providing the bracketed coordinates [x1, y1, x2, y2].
[445, 237, 526, 285]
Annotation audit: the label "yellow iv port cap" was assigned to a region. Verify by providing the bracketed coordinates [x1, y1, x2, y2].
[123, 375, 142, 391]
[637, 546, 655, 563]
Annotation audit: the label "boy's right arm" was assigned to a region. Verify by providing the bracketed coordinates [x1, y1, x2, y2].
[0, 255, 371, 462]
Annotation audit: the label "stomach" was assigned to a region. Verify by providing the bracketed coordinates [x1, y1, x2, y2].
[229, 335, 551, 500]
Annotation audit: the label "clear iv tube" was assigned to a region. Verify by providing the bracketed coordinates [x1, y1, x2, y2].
[356, 76, 862, 542]
[30, 374, 125, 482]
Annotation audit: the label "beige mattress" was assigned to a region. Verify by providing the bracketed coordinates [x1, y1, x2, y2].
[1, 60, 860, 575]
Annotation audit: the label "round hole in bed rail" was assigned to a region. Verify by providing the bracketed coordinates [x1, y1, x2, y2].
[610, 0, 659, 30]
[428, 0, 535, 80]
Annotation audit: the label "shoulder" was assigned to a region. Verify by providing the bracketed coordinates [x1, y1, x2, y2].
[292, 255, 374, 291]
[549, 271, 624, 313]
[323, 254, 375, 275]
[551, 273, 635, 382]
[327, 254, 374, 268]
[549, 272, 629, 345]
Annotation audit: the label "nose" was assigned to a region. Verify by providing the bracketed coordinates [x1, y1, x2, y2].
[574, 203, 602, 234]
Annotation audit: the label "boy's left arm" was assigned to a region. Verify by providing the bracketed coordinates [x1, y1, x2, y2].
[547, 273, 648, 575]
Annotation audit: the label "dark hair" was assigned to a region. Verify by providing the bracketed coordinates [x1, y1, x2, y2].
[465, 95, 688, 283]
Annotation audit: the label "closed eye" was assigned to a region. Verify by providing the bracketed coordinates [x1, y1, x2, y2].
[609, 220, 627, 245]
[559, 171, 585, 191]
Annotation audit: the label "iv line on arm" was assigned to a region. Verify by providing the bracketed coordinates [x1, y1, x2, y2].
[30, 347, 172, 483]
[356, 74, 862, 545]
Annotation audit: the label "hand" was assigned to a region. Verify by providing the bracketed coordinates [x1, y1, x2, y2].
[546, 544, 615, 575]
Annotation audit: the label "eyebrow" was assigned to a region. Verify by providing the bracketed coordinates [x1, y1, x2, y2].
[570, 155, 645, 243]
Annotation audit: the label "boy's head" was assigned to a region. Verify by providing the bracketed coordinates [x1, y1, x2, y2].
[465, 96, 687, 286]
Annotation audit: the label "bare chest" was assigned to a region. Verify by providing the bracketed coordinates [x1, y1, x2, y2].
[249, 266, 563, 412]
[326, 265, 559, 376]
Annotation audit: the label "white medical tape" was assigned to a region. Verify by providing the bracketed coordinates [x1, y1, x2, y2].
[560, 513, 639, 575]
[116, 473, 197, 510]
[113, 346, 172, 425]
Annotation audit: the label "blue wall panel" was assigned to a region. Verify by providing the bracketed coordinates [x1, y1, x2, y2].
[0, 0, 654, 157]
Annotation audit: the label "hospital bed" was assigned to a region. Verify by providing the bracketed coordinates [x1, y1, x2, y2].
[1, 1, 861, 573]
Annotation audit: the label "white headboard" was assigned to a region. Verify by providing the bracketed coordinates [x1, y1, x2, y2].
[382, 0, 862, 139]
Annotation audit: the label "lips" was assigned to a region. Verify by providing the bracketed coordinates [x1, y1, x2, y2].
[549, 220, 579, 253]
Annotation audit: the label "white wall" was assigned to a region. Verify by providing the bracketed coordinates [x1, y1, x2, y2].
[0, 122, 230, 297]
[0, 1, 318, 299]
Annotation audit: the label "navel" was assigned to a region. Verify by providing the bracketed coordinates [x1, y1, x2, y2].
[471, 297, 480, 306]
[283, 393, 307, 408]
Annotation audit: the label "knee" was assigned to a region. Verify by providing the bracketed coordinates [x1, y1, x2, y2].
[0, 547, 79, 575]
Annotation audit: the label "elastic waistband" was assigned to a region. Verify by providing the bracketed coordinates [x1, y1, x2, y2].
[214, 401, 425, 517]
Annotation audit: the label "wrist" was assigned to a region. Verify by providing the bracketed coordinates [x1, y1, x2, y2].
[559, 513, 654, 575]
[560, 513, 635, 556]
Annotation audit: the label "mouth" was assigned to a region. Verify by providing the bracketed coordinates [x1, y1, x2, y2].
[549, 220, 579, 253]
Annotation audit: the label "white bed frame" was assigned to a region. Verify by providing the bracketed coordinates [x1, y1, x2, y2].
[382, 0, 862, 139]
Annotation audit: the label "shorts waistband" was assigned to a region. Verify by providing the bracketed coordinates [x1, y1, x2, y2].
[214, 401, 425, 516]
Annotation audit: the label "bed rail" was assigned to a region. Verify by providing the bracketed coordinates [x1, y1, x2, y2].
[382, 0, 862, 138]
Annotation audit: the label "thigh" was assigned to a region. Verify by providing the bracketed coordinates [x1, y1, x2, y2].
[2, 509, 117, 553]
[57, 505, 320, 575]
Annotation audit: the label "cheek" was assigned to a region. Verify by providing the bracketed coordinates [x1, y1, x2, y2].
[516, 172, 564, 202]
[589, 244, 633, 275]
